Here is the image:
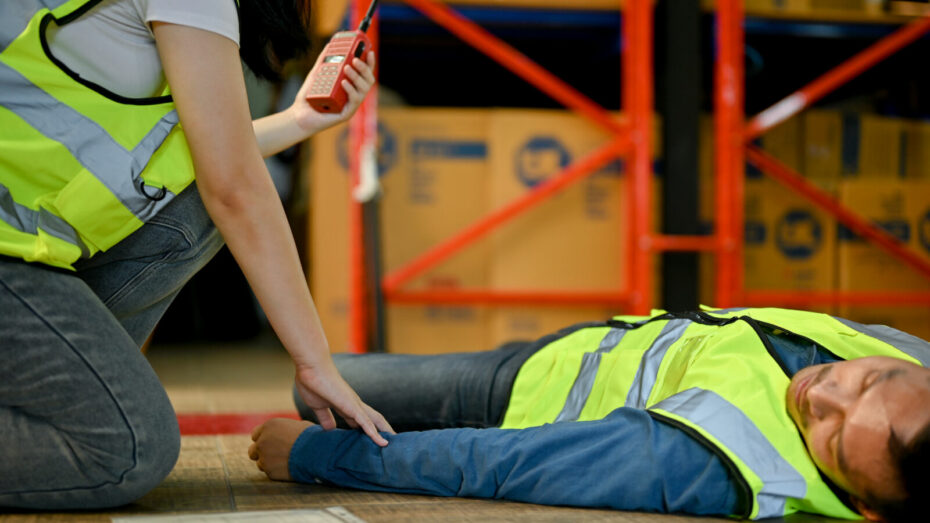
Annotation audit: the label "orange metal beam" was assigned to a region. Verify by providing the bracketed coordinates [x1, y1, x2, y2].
[714, 0, 746, 307]
[625, 0, 654, 315]
[746, 15, 930, 140]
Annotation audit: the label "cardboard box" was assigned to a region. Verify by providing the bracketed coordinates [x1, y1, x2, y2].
[803, 110, 844, 183]
[379, 109, 492, 354]
[312, 107, 664, 352]
[903, 119, 930, 180]
[837, 180, 930, 341]
[843, 113, 906, 179]
[744, 177, 838, 313]
[743, 0, 813, 15]
[485, 109, 657, 345]
[762, 114, 804, 172]
[309, 123, 353, 353]
[309, 108, 491, 354]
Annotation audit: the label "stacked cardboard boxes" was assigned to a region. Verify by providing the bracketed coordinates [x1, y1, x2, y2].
[486, 110, 647, 344]
[310, 108, 655, 353]
[699, 112, 838, 312]
[701, 109, 930, 340]
[310, 108, 492, 354]
[837, 180, 930, 340]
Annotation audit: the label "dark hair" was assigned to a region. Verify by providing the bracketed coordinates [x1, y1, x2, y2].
[866, 421, 930, 523]
[238, 0, 313, 81]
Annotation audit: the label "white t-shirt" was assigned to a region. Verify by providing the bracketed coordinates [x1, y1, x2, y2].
[46, 0, 240, 99]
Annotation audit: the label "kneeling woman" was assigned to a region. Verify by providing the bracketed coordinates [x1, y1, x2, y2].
[0, 0, 391, 509]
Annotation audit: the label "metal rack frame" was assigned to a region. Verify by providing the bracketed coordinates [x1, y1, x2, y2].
[714, 0, 930, 308]
[344, 0, 680, 352]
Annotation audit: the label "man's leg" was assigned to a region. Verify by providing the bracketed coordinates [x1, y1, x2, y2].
[73, 184, 224, 346]
[0, 258, 180, 509]
[294, 342, 540, 432]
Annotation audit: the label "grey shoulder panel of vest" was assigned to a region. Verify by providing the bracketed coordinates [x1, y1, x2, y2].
[651, 388, 807, 520]
[833, 316, 930, 367]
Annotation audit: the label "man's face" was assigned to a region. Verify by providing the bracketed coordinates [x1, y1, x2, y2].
[785, 356, 930, 517]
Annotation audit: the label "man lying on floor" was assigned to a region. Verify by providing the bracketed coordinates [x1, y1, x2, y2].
[248, 307, 930, 522]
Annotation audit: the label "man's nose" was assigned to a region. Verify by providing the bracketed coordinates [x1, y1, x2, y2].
[807, 380, 854, 418]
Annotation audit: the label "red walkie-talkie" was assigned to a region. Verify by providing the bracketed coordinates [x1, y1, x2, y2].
[306, 0, 378, 114]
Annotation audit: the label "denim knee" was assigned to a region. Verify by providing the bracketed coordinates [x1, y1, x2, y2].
[93, 398, 180, 508]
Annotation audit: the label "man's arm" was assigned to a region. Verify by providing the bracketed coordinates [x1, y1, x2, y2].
[284, 408, 744, 516]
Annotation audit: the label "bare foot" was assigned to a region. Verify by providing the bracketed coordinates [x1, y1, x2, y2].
[248, 418, 314, 481]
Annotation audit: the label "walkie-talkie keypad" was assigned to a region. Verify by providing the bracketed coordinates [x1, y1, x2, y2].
[310, 63, 342, 96]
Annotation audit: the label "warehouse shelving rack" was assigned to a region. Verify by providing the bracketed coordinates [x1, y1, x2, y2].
[713, 0, 930, 308]
[341, 0, 698, 353]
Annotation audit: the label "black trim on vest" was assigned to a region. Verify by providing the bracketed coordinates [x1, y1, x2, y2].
[648, 411, 753, 519]
[606, 310, 740, 331]
[56, 0, 107, 25]
[39, 14, 173, 106]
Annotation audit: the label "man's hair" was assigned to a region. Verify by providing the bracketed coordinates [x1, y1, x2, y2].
[866, 420, 930, 523]
[239, 0, 313, 81]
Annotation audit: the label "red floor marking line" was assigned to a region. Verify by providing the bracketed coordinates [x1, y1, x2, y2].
[177, 412, 301, 435]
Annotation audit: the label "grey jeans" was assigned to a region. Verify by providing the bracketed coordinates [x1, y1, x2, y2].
[0, 185, 223, 510]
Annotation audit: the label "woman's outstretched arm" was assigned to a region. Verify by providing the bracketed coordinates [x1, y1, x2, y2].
[153, 22, 392, 446]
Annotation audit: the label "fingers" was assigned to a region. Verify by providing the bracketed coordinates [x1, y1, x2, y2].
[248, 442, 259, 461]
[355, 414, 389, 447]
[367, 404, 396, 435]
[314, 407, 337, 431]
[342, 57, 374, 102]
[251, 422, 264, 441]
[336, 403, 392, 447]
[341, 79, 361, 106]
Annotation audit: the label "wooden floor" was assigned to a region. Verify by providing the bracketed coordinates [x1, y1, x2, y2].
[0, 335, 843, 522]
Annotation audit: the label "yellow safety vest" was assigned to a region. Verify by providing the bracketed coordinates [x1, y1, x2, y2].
[502, 307, 930, 520]
[0, 0, 196, 269]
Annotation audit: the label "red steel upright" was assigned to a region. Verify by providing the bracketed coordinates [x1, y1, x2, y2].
[713, 4, 930, 308]
[347, 0, 380, 353]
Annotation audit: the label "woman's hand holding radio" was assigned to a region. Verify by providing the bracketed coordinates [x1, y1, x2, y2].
[292, 52, 377, 135]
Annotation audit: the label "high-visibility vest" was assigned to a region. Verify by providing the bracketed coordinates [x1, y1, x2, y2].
[0, 0, 196, 269]
[501, 307, 930, 520]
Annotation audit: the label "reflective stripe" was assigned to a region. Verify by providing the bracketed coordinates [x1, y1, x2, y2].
[654, 388, 806, 519]
[0, 60, 178, 222]
[0, 183, 89, 257]
[595, 327, 626, 354]
[833, 316, 930, 367]
[625, 319, 690, 408]
[0, 3, 42, 52]
[554, 328, 627, 423]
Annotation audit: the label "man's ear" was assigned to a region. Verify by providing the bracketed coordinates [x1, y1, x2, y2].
[851, 496, 885, 522]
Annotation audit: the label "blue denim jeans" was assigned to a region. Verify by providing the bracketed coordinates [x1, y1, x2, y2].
[294, 342, 540, 432]
[0, 185, 223, 510]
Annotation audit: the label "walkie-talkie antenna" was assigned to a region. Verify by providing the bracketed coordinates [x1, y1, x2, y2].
[358, 0, 379, 32]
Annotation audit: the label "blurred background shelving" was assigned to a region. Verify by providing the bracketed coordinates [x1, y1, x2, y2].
[152, 0, 930, 350]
